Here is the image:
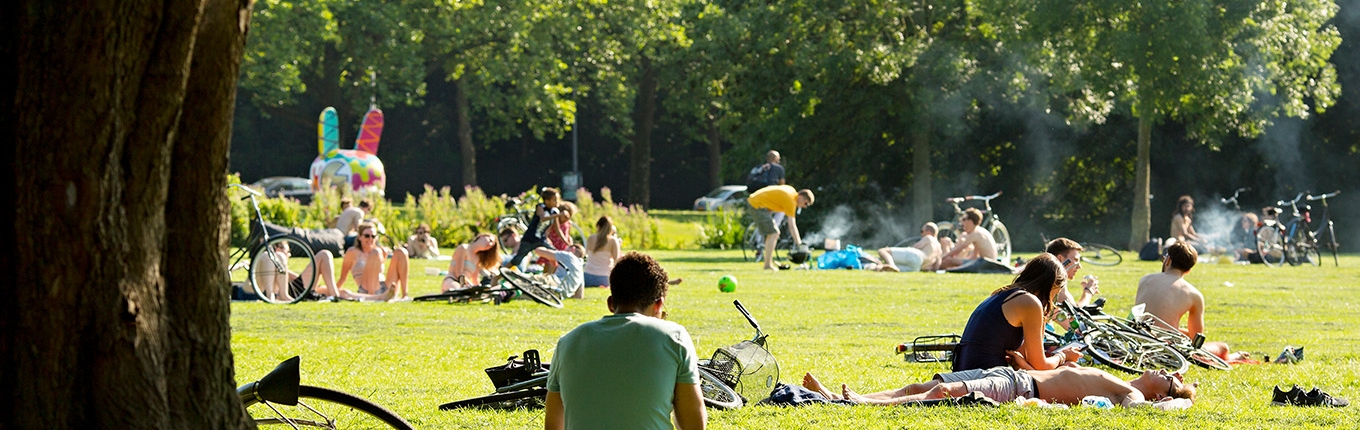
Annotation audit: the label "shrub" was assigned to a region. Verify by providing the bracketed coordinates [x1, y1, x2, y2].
[696, 208, 746, 249]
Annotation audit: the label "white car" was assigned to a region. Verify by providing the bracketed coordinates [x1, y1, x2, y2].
[693, 185, 749, 211]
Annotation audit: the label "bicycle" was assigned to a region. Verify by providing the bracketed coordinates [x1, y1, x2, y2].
[1051, 300, 1189, 375]
[495, 195, 587, 254]
[1124, 303, 1232, 371]
[1039, 233, 1123, 267]
[1256, 192, 1331, 267]
[938, 192, 1012, 264]
[227, 184, 318, 304]
[1309, 191, 1341, 267]
[413, 269, 564, 308]
[239, 356, 414, 429]
[438, 300, 775, 411]
[740, 220, 794, 263]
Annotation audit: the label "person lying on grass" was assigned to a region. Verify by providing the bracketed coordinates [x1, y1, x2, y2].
[801, 365, 1195, 409]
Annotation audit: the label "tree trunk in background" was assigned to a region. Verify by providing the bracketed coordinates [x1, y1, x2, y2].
[1129, 115, 1153, 250]
[706, 113, 722, 190]
[1, 0, 252, 428]
[911, 122, 933, 226]
[628, 56, 658, 208]
[455, 77, 477, 188]
[318, 42, 345, 126]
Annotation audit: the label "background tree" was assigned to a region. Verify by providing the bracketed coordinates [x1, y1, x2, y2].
[3, 0, 253, 427]
[1025, 0, 1342, 249]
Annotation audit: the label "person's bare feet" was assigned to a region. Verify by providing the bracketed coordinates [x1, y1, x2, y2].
[879, 264, 900, 272]
[802, 373, 842, 400]
[841, 384, 867, 404]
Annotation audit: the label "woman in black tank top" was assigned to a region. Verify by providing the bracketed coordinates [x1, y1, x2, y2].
[953, 253, 1080, 371]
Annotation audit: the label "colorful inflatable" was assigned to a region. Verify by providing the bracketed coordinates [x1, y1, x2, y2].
[310, 106, 387, 195]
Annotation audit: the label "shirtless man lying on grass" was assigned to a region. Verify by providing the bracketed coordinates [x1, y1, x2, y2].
[802, 366, 1195, 409]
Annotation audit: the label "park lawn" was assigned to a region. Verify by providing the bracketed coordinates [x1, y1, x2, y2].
[231, 251, 1360, 428]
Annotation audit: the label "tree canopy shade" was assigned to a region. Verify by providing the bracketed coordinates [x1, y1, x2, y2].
[1021, 0, 1342, 249]
[2, 0, 253, 427]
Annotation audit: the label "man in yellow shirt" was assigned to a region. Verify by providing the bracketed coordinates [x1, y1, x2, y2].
[746, 185, 815, 270]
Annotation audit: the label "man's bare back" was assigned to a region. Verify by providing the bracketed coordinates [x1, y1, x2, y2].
[1134, 271, 1205, 336]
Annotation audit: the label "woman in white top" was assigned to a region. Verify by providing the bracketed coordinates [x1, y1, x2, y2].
[582, 216, 622, 287]
[336, 223, 410, 301]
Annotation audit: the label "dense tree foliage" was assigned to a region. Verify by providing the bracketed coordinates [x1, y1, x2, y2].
[232, 0, 1360, 251]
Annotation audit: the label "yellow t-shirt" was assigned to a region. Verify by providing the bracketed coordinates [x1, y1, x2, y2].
[747, 185, 798, 217]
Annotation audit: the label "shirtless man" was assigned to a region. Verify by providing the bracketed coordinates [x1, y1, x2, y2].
[877, 222, 942, 272]
[1045, 238, 1099, 309]
[1134, 241, 1234, 359]
[802, 366, 1195, 409]
[933, 208, 998, 271]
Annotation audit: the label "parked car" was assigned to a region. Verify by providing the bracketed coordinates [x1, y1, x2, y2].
[250, 176, 314, 204]
[693, 185, 748, 211]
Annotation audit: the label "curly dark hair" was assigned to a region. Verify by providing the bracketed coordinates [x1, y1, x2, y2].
[609, 252, 669, 309]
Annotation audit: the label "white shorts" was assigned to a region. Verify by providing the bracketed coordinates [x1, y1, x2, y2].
[885, 247, 927, 272]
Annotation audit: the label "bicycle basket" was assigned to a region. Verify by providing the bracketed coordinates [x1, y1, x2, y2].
[485, 349, 546, 389]
[709, 340, 779, 402]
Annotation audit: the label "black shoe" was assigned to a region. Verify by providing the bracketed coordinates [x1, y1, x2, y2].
[1299, 387, 1349, 407]
[1272, 385, 1300, 406]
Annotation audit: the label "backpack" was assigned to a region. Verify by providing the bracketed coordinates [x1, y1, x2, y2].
[1138, 238, 1164, 261]
[746, 163, 774, 191]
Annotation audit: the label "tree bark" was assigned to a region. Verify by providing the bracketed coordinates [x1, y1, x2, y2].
[706, 113, 722, 190]
[911, 121, 933, 226]
[2, 0, 253, 428]
[627, 56, 658, 208]
[455, 77, 477, 188]
[1129, 115, 1153, 250]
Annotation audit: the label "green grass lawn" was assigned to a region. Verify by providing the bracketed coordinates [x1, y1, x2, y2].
[232, 251, 1360, 428]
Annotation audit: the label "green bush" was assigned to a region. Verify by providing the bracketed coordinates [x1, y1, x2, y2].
[696, 208, 746, 249]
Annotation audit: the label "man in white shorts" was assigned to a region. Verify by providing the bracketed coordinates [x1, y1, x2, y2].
[877, 222, 942, 272]
[802, 366, 1195, 408]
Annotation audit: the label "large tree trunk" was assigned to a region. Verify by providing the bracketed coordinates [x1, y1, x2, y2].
[911, 121, 933, 226]
[706, 113, 722, 190]
[2, 0, 253, 428]
[455, 77, 477, 188]
[627, 56, 658, 208]
[1128, 115, 1153, 250]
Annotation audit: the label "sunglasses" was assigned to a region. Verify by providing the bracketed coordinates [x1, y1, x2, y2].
[1164, 374, 1176, 397]
[361, 234, 377, 238]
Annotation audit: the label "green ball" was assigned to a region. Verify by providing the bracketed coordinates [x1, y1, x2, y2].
[718, 275, 737, 293]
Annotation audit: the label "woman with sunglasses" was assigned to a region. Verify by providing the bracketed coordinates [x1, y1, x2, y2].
[336, 222, 410, 301]
[405, 223, 440, 259]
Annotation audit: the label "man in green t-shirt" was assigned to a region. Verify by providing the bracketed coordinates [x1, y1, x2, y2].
[545, 252, 706, 430]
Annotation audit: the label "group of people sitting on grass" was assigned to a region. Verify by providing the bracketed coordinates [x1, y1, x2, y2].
[544, 239, 1240, 429]
[254, 187, 624, 303]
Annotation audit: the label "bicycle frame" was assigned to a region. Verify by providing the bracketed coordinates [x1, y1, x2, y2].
[227, 184, 279, 270]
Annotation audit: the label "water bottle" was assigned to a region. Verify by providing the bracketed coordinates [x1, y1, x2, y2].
[1081, 395, 1114, 409]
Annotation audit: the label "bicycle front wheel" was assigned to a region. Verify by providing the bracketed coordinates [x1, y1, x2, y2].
[502, 271, 564, 308]
[245, 384, 414, 429]
[248, 236, 318, 304]
[1083, 329, 1189, 375]
[699, 368, 743, 410]
[990, 221, 1012, 265]
[1081, 243, 1123, 266]
[740, 223, 761, 262]
[1256, 227, 1286, 267]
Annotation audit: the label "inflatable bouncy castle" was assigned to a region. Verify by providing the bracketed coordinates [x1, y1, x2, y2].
[310, 106, 387, 195]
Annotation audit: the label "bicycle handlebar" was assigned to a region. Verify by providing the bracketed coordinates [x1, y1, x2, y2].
[945, 191, 1002, 203]
[1307, 190, 1340, 201]
[734, 300, 761, 332]
[1277, 192, 1306, 208]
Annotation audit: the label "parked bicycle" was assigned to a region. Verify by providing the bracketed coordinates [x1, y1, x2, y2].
[239, 356, 414, 429]
[1256, 192, 1338, 267]
[226, 184, 318, 304]
[1310, 191, 1341, 266]
[439, 300, 776, 411]
[740, 217, 796, 263]
[495, 194, 587, 254]
[938, 192, 1012, 264]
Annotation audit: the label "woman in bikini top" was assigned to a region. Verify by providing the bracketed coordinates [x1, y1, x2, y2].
[441, 233, 501, 291]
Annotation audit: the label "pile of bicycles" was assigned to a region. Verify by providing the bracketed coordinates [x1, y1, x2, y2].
[1256, 191, 1341, 267]
[439, 300, 778, 411]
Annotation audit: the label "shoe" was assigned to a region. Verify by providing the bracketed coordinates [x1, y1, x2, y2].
[1272, 385, 1302, 406]
[1276, 346, 1302, 364]
[777, 263, 791, 270]
[1299, 387, 1349, 407]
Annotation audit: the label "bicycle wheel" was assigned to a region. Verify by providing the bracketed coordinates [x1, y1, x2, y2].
[699, 368, 743, 410]
[248, 236, 317, 304]
[1299, 243, 1321, 267]
[1183, 347, 1233, 371]
[1083, 329, 1188, 375]
[1256, 227, 1286, 267]
[438, 388, 547, 411]
[989, 221, 1012, 264]
[1081, 243, 1123, 266]
[502, 271, 564, 308]
[740, 222, 761, 262]
[244, 384, 414, 429]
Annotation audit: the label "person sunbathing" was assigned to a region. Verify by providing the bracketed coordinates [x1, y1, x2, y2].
[802, 365, 1195, 409]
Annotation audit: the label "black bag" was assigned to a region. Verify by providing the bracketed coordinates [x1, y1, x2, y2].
[484, 349, 548, 389]
[1139, 238, 1163, 261]
[746, 163, 773, 191]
